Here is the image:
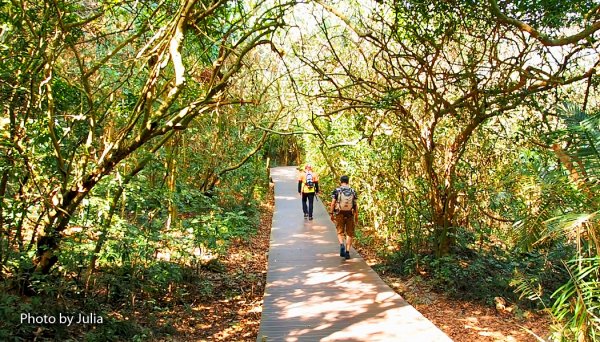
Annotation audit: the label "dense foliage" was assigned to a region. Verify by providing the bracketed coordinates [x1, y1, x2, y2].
[280, 1, 599, 340]
[0, 0, 287, 339]
[1, 0, 599, 340]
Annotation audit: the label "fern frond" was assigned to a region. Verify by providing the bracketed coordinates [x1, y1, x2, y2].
[542, 212, 599, 243]
[511, 270, 547, 307]
[551, 257, 600, 340]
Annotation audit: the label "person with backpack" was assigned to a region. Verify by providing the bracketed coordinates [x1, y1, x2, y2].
[298, 164, 320, 220]
[330, 175, 358, 259]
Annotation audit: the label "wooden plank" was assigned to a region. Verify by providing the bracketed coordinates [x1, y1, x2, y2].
[257, 166, 452, 342]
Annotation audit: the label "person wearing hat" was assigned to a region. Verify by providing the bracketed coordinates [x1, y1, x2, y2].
[298, 164, 320, 220]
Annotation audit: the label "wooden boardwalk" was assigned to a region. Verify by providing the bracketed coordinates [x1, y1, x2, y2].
[257, 166, 452, 341]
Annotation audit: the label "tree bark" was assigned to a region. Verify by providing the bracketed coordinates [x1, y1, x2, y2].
[0, 170, 8, 265]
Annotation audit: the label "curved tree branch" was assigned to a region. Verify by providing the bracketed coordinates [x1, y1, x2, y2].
[489, 0, 600, 47]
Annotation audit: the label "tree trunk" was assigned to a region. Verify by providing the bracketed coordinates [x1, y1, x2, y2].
[165, 136, 178, 231]
[34, 175, 97, 274]
[85, 188, 122, 290]
[0, 170, 8, 265]
[431, 187, 458, 256]
[423, 143, 461, 256]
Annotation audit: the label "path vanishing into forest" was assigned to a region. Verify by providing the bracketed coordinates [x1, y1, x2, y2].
[257, 166, 452, 341]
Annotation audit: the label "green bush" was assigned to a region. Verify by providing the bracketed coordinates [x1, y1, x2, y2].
[84, 318, 149, 342]
[385, 244, 572, 307]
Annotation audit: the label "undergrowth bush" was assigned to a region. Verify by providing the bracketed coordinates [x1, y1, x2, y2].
[384, 244, 572, 307]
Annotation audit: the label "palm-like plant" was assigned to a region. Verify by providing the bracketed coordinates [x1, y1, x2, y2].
[544, 103, 600, 341]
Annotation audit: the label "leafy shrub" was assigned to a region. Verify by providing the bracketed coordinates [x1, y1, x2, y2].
[84, 318, 149, 342]
[385, 244, 572, 307]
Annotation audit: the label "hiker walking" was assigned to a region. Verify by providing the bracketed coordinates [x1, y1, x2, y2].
[330, 175, 358, 259]
[298, 164, 319, 220]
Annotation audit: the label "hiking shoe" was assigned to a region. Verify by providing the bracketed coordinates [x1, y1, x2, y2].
[345, 251, 351, 260]
[340, 244, 345, 257]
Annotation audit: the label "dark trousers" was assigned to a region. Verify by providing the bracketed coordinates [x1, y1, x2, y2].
[301, 192, 315, 217]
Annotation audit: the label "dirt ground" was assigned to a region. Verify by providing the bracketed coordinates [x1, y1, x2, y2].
[154, 185, 273, 341]
[357, 252, 553, 342]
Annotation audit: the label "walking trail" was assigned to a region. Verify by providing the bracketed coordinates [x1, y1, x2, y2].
[257, 166, 452, 341]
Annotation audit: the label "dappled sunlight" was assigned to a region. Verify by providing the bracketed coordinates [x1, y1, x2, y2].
[306, 223, 331, 234]
[373, 290, 398, 303]
[268, 278, 301, 287]
[322, 304, 444, 341]
[305, 270, 355, 285]
[269, 234, 332, 246]
[285, 299, 369, 320]
[269, 266, 295, 272]
[287, 234, 330, 245]
[336, 278, 376, 290]
[258, 166, 451, 341]
[458, 315, 521, 341]
[275, 195, 299, 201]
[271, 167, 300, 179]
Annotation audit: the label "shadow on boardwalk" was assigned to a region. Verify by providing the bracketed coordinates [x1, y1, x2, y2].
[257, 167, 452, 341]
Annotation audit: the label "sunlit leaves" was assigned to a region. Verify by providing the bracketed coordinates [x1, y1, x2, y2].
[551, 257, 600, 341]
[500, 0, 598, 31]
